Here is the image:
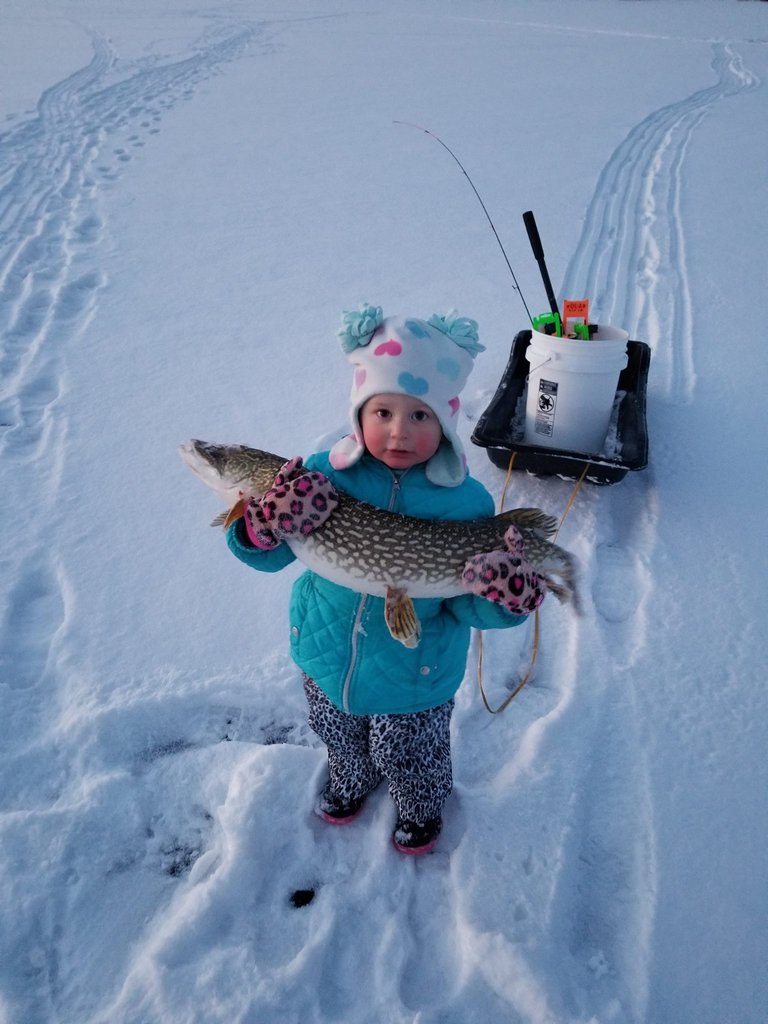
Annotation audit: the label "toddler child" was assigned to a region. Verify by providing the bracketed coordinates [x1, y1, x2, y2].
[226, 305, 546, 854]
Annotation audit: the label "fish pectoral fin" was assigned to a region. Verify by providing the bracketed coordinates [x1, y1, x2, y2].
[210, 497, 247, 529]
[384, 587, 421, 649]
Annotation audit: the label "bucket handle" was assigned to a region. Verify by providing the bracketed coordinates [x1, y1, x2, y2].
[527, 355, 553, 375]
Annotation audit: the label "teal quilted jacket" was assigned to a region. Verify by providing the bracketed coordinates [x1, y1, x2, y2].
[227, 451, 527, 715]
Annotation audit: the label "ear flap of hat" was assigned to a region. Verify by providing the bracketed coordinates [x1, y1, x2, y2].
[424, 436, 466, 486]
[329, 432, 365, 471]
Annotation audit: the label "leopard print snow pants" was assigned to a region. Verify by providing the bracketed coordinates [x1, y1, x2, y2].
[303, 675, 453, 823]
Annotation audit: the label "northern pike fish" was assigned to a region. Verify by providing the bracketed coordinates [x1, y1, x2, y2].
[179, 440, 580, 647]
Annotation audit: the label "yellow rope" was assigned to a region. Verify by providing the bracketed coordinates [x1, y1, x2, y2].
[476, 456, 591, 715]
[499, 451, 516, 512]
[555, 461, 590, 537]
[477, 607, 540, 714]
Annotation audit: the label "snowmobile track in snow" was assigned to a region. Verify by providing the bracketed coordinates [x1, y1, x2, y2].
[543, 41, 759, 1023]
[561, 42, 759, 404]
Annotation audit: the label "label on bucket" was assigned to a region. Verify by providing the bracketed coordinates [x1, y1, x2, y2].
[534, 379, 558, 437]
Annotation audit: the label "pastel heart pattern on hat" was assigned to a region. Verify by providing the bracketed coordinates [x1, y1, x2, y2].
[405, 319, 430, 338]
[437, 357, 461, 381]
[374, 339, 403, 357]
[398, 372, 429, 396]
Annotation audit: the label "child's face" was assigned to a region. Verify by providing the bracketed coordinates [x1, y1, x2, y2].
[360, 393, 443, 471]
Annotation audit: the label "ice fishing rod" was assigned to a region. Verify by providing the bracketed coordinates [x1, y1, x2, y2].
[395, 121, 534, 324]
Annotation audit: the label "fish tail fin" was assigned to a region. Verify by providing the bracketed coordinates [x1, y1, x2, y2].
[539, 551, 583, 614]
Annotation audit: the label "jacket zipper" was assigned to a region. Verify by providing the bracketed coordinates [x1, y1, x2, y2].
[340, 468, 408, 712]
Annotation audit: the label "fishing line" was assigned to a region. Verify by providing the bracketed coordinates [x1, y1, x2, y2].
[395, 120, 533, 324]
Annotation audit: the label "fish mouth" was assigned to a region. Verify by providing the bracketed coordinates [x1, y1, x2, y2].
[179, 440, 240, 497]
[187, 439, 220, 466]
[181, 440, 235, 477]
[178, 440, 204, 470]
[180, 440, 216, 475]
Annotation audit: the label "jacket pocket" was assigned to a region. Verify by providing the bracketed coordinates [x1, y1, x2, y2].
[289, 571, 316, 655]
[414, 604, 470, 687]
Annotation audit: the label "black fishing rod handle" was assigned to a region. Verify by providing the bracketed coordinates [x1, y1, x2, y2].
[523, 210, 545, 262]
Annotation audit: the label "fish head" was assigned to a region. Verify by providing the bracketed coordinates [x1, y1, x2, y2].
[179, 440, 284, 504]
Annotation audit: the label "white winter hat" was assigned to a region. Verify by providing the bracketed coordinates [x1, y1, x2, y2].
[329, 305, 485, 486]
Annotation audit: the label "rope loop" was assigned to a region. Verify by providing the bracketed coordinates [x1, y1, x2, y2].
[477, 455, 589, 714]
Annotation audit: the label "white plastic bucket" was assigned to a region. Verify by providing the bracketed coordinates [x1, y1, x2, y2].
[524, 325, 629, 453]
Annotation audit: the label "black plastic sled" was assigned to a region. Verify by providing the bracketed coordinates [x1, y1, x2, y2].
[472, 330, 650, 486]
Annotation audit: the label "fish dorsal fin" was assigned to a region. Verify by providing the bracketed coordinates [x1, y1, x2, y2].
[505, 507, 558, 537]
[384, 587, 421, 649]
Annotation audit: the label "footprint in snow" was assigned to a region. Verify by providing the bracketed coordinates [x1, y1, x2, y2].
[54, 271, 104, 322]
[74, 216, 103, 244]
[0, 564, 65, 689]
[591, 543, 643, 623]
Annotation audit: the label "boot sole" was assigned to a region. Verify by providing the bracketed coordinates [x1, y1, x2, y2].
[393, 836, 439, 856]
[317, 804, 365, 826]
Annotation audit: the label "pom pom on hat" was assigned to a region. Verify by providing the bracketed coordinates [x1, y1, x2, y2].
[427, 310, 485, 356]
[337, 304, 384, 353]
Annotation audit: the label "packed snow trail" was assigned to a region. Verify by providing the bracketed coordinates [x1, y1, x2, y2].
[0, 20, 276, 1024]
[561, 41, 760, 402]
[0, 23, 260, 443]
[543, 39, 762, 1023]
[0, 18, 270, 731]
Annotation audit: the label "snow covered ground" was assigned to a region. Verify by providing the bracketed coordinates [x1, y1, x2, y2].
[1, 1, 767, 1022]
